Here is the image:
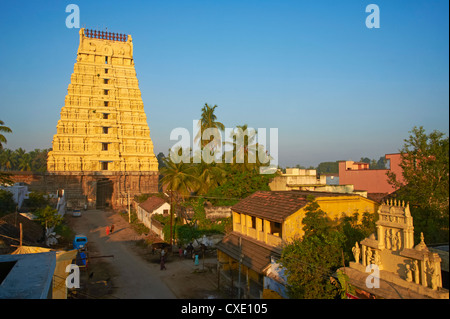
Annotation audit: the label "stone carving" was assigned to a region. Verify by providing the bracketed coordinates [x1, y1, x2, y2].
[350, 200, 447, 298]
[47, 28, 158, 173]
[352, 242, 360, 263]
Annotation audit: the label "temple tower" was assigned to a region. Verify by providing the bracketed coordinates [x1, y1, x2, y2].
[47, 28, 159, 209]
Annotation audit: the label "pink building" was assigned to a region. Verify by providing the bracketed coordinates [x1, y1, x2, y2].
[338, 153, 404, 194]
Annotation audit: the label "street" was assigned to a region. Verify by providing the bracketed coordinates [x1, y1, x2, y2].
[67, 209, 222, 299]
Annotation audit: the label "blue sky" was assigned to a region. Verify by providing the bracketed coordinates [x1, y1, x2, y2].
[0, 0, 448, 167]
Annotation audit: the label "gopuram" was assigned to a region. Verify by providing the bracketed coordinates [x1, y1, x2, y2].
[341, 199, 448, 299]
[46, 28, 159, 209]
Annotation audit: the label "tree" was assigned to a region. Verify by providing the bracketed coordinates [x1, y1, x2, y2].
[35, 205, 63, 229]
[195, 103, 225, 150]
[280, 199, 344, 299]
[191, 160, 226, 195]
[0, 120, 12, 150]
[206, 164, 276, 206]
[156, 152, 166, 169]
[387, 126, 449, 243]
[0, 189, 16, 217]
[0, 120, 13, 184]
[316, 161, 338, 174]
[160, 149, 199, 245]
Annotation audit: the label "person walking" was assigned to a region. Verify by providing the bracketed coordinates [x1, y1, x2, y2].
[160, 249, 167, 270]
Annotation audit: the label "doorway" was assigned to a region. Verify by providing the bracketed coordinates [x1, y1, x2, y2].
[96, 178, 113, 209]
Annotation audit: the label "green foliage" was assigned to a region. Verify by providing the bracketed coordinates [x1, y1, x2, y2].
[316, 161, 339, 174]
[387, 126, 449, 243]
[0, 120, 12, 151]
[206, 164, 275, 206]
[0, 189, 16, 217]
[0, 148, 50, 172]
[280, 199, 345, 299]
[280, 199, 377, 299]
[24, 191, 50, 212]
[35, 205, 63, 229]
[337, 211, 377, 263]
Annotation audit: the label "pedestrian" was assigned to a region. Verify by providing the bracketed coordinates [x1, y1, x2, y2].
[178, 246, 183, 259]
[110, 224, 115, 234]
[160, 249, 166, 270]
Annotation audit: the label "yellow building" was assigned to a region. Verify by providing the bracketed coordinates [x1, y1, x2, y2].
[216, 190, 379, 299]
[47, 28, 158, 173]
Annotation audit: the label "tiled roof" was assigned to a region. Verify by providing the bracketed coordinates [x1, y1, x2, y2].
[231, 190, 361, 222]
[216, 232, 281, 274]
[138, 196, 167, 213]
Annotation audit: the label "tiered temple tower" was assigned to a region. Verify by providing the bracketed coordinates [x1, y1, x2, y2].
[47, 28, 159, 209]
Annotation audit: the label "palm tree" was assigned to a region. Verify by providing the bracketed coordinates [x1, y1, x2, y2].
[223, 124, 273, 173]
[0, 149, 14, 170]
[159, 148, 199, 245]
[195, 103, 225, 151]
[0, 120, 12, 150]
[192, 161, 226, 195]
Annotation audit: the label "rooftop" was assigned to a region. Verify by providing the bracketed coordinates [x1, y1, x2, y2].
[231, 190, 363, 223]
[138, 195, 168, 213]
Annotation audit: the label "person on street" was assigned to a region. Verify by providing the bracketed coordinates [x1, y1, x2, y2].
[160, 249, 166, 270]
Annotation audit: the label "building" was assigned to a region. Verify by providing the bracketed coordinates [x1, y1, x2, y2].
[136, 195, 170, 231]
[338, 153, 404, 195]
[269, 168, 367, 197]
[342, 200, 449, 299]
[216, 190, 379, 298]
[0, 251, 56, 299]
[45, 28, 159, 209]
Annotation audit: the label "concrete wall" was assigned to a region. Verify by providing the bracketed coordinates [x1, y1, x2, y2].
[338, 154, 404, 194]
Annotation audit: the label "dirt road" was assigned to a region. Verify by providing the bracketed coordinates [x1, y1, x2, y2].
[67, 209, 223, 299]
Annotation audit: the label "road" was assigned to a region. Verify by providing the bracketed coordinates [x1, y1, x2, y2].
[68, 209, 176, 299]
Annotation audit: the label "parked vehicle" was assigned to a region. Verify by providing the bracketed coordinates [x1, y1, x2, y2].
[72, 209, 82, 217]
[73, 234, 88, 250]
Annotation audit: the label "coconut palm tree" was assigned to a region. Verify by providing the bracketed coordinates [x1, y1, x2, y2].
[192, 160, 226, 195]
[195, 103, 225, 151]
[0, 120, 12, 150]
[159, 148, 199, 245]
[223, 124, 273, 173]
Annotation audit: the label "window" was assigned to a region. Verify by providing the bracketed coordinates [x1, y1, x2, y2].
[101, 162, 108, 170]
[104, 89, 109, 95]
[102, 143, 108, 151]
[104, 101, 109, 107]
[104, 68, 108, 74]
[102, 127, 109, 134]
[105, 56, 108, 64]
[270, 221, 282, 236]
[104, 79, 109, 84]
[103, 113, 109, 119]
[163, 209, 169, 215]
[251, 216, 256, 229]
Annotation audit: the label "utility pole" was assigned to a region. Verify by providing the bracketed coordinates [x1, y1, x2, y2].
[127, 192, 130, 223]
[169, 190, 173, 246]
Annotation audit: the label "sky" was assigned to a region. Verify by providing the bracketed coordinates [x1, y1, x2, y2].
[0, 0, 448, 168]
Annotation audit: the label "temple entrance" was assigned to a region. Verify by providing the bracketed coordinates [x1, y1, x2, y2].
[96, 178, 113, 209]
